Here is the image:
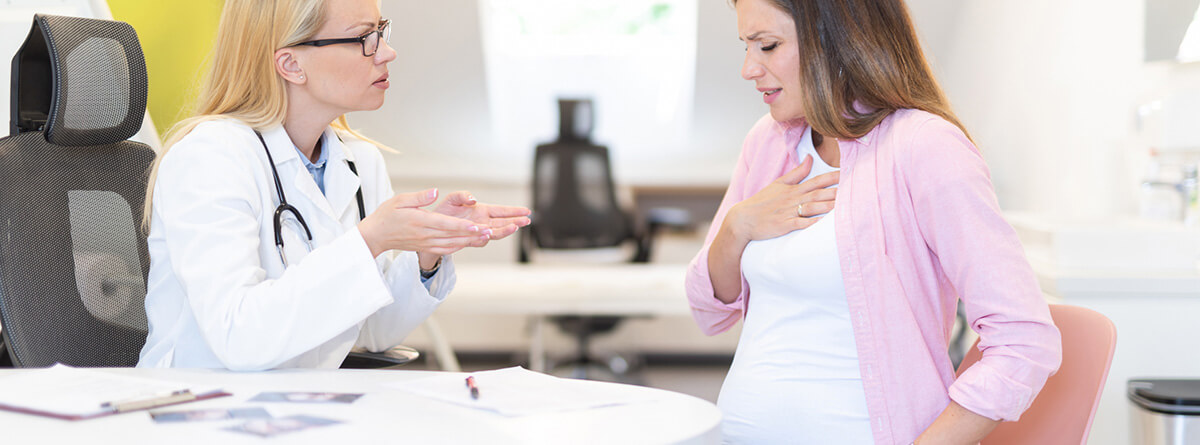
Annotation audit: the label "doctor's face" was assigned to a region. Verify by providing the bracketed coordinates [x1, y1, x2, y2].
[737, 0, 805, 123]
[299, 0, 396, 115]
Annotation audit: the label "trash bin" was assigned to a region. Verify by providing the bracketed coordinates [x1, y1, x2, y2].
[1128, 379, 1200, 444]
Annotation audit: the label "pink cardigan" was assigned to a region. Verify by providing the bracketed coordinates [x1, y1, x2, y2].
[686, 110, 1062, 444]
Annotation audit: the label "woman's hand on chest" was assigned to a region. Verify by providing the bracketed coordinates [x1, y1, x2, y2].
[725, 154, 839, 244]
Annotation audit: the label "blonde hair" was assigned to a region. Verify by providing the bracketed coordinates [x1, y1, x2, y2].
[142, 0, 384, 228]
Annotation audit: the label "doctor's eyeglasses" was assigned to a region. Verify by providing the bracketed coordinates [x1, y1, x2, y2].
[289, 19, 391, 57]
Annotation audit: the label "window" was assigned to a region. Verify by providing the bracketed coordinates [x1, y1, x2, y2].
[479, 0, 698, 161]
[1179, 5, 1200, 63]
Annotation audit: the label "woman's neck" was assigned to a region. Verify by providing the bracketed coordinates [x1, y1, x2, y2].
[282, 118, 327, 163]
[283, 89, 340, 163]
[812, 130, 841, 168]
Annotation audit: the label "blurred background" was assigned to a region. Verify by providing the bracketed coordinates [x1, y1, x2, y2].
[3, 1, 1199, 443]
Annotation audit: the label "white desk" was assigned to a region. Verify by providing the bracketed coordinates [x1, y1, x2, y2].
[0, 367, 721, 444]
[441, 263, 690, 371]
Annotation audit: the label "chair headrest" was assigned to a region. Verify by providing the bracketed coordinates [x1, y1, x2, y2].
[557, 98, 594, 143]
[9, 14, 148, 146]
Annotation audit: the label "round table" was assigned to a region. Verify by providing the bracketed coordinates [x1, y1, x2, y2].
[0, 367, 721, 444]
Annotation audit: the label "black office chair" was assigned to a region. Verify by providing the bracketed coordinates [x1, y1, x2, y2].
[0, 14, 154, 367]
[517, 99, 688, 382]
[0, 14, 412, 370]
[520, 99, 652, 260]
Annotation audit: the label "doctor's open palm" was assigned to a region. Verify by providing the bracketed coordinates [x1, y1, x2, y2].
[431, 190, 531, 248]
[357, 188, 531, 259]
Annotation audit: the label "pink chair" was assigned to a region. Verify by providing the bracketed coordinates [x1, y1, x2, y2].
[955, 304, 1117, 445]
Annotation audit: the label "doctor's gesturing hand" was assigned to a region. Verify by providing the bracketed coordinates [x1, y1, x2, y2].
[357, 188, 531, 262]
[431, 190, 532, 246]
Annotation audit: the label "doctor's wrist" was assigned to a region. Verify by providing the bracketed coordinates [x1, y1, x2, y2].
[419, 256, 442, 279]
[417, 252, 441, 272]
[357, 222, 386, 258]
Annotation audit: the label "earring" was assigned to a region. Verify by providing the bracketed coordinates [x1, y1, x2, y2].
[299, 75, 305, 80]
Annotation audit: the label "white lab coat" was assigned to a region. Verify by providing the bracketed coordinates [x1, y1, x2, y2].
[137, 120, 454, 370]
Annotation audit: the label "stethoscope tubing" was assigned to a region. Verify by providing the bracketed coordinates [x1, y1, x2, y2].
[255, 130, 362, 267]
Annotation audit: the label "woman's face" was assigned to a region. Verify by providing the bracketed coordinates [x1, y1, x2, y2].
[297, 0, 396, 115]
[736, 0, 804, 122]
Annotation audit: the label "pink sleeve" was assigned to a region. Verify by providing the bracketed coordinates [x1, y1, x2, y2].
[901, 117, 1063, 421]
[684, 125, 764, 336]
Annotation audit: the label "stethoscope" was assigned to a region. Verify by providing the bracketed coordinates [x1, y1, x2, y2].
[254, 131, 365, 267]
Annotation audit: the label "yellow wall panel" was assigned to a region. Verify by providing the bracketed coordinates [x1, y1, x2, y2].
[106, 0, 223, 136]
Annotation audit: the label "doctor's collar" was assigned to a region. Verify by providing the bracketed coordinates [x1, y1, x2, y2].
[259, 125, 354, 166]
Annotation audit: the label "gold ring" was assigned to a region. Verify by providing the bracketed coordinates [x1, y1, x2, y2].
[797, 202, 804, 217]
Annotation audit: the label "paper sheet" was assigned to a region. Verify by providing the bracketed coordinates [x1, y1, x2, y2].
[0, 364, 217, 417]
[386, 366, 662, 416]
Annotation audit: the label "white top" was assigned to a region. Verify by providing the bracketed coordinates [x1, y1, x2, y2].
[138, 120, 454, 370]
[717, 127, 872, 443]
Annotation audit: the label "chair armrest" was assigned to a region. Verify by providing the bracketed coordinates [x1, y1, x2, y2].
[644, 207, 692, 229]
[340, 346, 420, 369]
[518, 228, 532, 263]
[631, 207, 692, 263]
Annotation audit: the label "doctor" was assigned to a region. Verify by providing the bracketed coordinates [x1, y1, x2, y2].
[137, 0, 530, 370]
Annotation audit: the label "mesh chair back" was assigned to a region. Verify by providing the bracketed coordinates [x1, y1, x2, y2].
[10, 14, 147, 143]
[530, 142, 631, 248]
[528, 98, 633, 249]
[0, 14, 153, 367]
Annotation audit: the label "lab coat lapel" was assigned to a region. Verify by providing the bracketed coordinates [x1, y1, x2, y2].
[260, 125, 301, 169]
[323, 129, 363, 224]
[261, 126, 339, 225]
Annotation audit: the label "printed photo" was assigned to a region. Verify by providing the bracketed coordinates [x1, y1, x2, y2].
[150, 407, 271, 423]
[248, 392, 363, 404]
[224, 415, 341, 438]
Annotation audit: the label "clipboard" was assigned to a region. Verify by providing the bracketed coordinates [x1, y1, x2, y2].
[0, 364, 230, 420]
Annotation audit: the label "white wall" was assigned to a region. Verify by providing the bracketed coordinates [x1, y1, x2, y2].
[347, 0, 496, 185]
[933, 0, 1146, 221]
[690, 0, 768, 176]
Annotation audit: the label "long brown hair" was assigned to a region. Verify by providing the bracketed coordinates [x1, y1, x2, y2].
[738, 0, 970, 141]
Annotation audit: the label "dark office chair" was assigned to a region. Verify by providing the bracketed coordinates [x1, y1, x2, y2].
[519, 99, 654, 261]
[0, 14, 154, 367]
[0, 14, 413, 370]
[517, 99, 688, 382]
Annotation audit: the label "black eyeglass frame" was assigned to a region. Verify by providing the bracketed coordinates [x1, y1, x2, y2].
[289, 19, 391, 57]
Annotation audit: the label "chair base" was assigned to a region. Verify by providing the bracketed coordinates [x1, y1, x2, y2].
[549, 353, 642, 385]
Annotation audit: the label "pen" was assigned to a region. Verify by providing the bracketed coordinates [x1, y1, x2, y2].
[101, 389, 196, 412]
[465, 375, 479, 400]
